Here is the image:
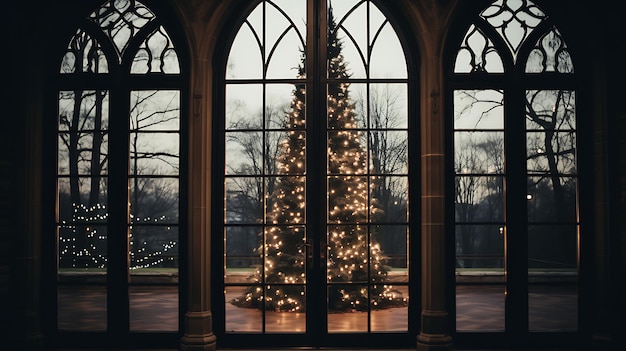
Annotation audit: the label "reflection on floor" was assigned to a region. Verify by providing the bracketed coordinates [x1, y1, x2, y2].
[57, 285, 577, 332]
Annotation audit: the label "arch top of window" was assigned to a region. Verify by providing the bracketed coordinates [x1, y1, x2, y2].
[60, 0, 180, 74]
[226, 0, 407, 80]
[454, 0, 573, 74]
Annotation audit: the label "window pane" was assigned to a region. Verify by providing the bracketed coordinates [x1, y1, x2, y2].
[328, 176, 368, 223]
[129, 285, 178, 331]
[327, 284, 368, 331]
[129, 226, 179, 270]
[370, 22, 407, 78]
[58, 284, 107, 331]
[264, 225, 306, 284]
[527, 176, 577, 223]
[131, 26, 180, 74]
[371, 285, 408, 331]
[62, 31, 109, 74]
[455, 176, 504, 223]
[225, 226, 262, 282]
[226, 286, 263, 332]
[59, 90, 110, 131]
[454, 90, 504, 129]
[455, 132, 504, 174]
[58, 177, 108, 224]
[369, 84, 408, 129]
[370, 176, 408, 223]
[371, 225, 408, 282]
[527, 131, 576, 175]
[526, 27, 573, 74]
[454, 24, 504, 73]
[528, 224, 578, 331]
[226, 85, 264, 129]
[455, 224, 505, 269]
[369, 131, 408, 174]
[526, 90, 576, 130]
[266, 176, 306, 224]
[225, 177, 263, 224]
[266, 84, 305, 129]
[266, 132, 306, 175]
[130, 133, 179, 175]
[129, 177, 179, 223]
[130, 90, 180, 131]
[226, 132, 264, 175]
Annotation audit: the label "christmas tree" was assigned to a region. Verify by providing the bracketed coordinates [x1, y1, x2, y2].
[231, 5, 406, 313]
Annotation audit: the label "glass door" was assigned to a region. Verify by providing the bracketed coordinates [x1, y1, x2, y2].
[217, 0, 416, 347]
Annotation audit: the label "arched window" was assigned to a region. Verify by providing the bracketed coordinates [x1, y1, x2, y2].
[447, 0, 579, 342]
[50, 0, 186, 343]
[215, 0, 417, 347]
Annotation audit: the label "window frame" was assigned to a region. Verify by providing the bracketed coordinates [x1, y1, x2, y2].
[43, 1, 189, 348]
[211, 0, 421, 348]
[444, 0, 586, 348]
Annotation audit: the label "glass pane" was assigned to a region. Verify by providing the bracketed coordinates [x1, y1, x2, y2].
[266, 177, 306, 224]
[455, 132, 504, 174]
[529, 284, 578, 331]
[58, 224, 108, 269]
[454, 90, 504, 129]
[130, 90, 180, 131]
[58, 177, 108, 225]
[330, 0, 367, 79]
[370, 22, 407, 78]
[226, 286, 263, 332]
[129, 285, 178, 331]
[456, 284, 505, 331]
[265, 21, 306, 79]
[129, 177, 179, 223]
[371, 285, 408, 331]
[265, 291, 307, 332]
[266, 132, 306, 175]
[59, 90, 110, 131]
[370, 177, 408, 223]
[129, 226, 179, 270]
[455, 176, 504, 223]
[226, 84, 263, 129]
[369, 84, 408, 129]
[226, 132, 264, 175]
[369, 131, 408, 175]
[371, 225, 408, 282]
[528, 225, 578, 270]
[526, 90, 576, 130]
[225, 177, 263, 224]
[264, 226, 306, 284]
[327, 133, 368, 175]
[455, 225, 505, 269]
[225, 226, 262, 283]
[327, 225, 369, 283]
[328, 285, 368, 331]
[58, 132, 108, 175]
[130, 133, 179, 175]
[62, 31, 109, 74]
[131, 26, 180, 74]
[227, 24, 263, 79]
[454, 24, 504, 73]
[266, 84, 305, 129]
[328, 177, 368, 222]
[58, 284, 106, 330]
[527, 176, 577, 223]
[528, 224, 578, 330]
[526, 27, 573, 74]
[527, 131, 576, 175]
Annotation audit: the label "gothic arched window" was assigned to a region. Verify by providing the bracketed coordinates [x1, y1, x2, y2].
[215, 0, 417, 347]
[447, 0, 579, 341]
[50, 0, 187, 342]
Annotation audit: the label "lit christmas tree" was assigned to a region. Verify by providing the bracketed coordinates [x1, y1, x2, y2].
[231, 5, 406, 312]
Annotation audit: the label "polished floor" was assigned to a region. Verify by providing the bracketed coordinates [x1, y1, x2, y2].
[58, 284, 577, 332]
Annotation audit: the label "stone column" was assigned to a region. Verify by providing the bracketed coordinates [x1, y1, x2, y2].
[416, 20, 452, 346]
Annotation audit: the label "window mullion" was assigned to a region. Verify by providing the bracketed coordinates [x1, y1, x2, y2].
[106, 86, 131, 335]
